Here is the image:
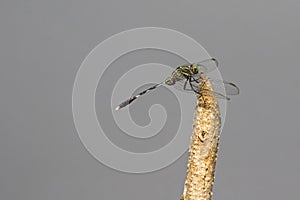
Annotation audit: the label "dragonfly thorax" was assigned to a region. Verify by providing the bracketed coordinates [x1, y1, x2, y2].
[165, 65, 200, 86]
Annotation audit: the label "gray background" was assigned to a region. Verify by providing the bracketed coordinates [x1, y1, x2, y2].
[1, 0, 299, 200]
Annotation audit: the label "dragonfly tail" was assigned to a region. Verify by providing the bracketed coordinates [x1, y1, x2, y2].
[115, 81, 164, 111]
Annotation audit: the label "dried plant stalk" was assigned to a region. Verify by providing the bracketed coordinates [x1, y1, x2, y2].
[181, 73, 221, 200]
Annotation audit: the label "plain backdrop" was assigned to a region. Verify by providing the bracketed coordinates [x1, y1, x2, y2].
[1, 1, 300, 200]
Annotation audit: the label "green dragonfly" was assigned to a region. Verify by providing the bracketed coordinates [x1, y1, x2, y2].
[115, 58, 239, 111]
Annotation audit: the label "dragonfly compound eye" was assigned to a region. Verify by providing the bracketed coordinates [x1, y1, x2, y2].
[191, 64, 200, 74]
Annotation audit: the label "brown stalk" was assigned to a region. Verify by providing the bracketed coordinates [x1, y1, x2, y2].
[181, 73, 221, 200]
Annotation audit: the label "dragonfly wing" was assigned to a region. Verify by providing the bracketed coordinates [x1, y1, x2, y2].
[201, 89, 230, 100]
[195, 58, 219, 73]
[171, 78, 232, 100]
[188, 79, 230, 100]
[208, 79, 240, 95]
[179, 58, 218, 74]
[181, 58, 219, 82]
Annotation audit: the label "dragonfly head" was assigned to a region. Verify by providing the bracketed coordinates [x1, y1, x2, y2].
[191, 64, 201, 74]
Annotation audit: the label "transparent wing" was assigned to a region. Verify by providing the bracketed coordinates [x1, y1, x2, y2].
[188, 80, 230, 100]
[202, 89, 230, 100]
[170, 77, 234, 99]
[196, 57, 219, 73]
[170, 78, 229, 100]
[188, 74, 240, 96]
[208, 78, 240, 96]
[180, 58, 219, 74]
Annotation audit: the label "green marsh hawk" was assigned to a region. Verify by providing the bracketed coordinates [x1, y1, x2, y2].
[115, 58, 239, 111]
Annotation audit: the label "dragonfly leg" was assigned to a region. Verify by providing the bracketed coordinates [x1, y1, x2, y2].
[191, 77, 200, 83]
[189, 78, 209, 106]
[189, 78, 199, 94]
[183, 79, 188, 90]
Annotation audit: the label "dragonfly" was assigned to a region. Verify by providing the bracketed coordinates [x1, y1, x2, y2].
[115, 58, 239, 111]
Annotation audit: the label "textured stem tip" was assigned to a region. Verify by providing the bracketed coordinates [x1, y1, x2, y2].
[181, 73, 221, 200]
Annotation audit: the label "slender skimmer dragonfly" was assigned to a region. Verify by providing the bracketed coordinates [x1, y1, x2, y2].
[115, 58, 239, 111]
